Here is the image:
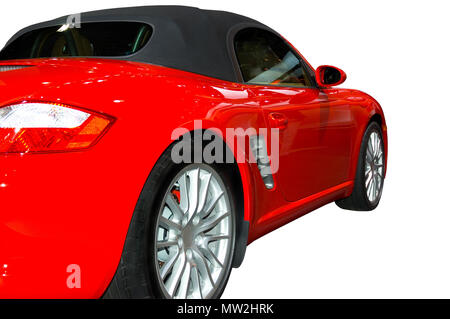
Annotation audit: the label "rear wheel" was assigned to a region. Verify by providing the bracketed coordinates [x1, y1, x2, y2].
[336, 122, 385, 211]
[154, 164, 235, 299]
[103, 146, 236, 299]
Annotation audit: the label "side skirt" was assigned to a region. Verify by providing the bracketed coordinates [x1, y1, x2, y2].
[249, 181, 354, 243]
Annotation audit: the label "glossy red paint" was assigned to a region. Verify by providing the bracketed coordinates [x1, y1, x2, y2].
[0, 56, 387, 298]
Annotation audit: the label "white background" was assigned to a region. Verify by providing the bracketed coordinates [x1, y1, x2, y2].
[2, 0, 449, 298]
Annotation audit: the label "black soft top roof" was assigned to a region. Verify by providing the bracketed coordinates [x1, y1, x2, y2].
[6, 6, 274, 82]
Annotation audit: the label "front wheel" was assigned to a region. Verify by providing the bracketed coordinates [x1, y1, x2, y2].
[336, 121, 385, 211]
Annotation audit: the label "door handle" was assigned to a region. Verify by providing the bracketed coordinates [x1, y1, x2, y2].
[268, 112, 288, 130]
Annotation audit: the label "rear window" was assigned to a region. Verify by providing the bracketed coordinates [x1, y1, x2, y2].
[0, 22, 152, 60]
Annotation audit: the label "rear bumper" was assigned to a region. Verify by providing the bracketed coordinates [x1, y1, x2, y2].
[0, 145, 150, 298]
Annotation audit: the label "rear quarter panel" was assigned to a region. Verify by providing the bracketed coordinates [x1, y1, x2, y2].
[0, 59, 265, 297]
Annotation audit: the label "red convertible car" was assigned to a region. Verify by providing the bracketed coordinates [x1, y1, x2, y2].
[0, 6, 387, 299]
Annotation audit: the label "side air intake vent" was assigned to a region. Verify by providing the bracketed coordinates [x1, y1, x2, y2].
[0, 65, 31, 72]
[250, 135, 275, 189]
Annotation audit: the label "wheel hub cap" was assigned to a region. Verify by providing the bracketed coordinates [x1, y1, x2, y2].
[181, 223, 196, 249]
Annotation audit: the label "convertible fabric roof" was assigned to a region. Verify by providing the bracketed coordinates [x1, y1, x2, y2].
[6, 6, 273, 82]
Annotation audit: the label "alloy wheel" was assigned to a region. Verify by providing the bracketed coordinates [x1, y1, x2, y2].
[365, 131, 384, 203]
[154, 165, 234, 299]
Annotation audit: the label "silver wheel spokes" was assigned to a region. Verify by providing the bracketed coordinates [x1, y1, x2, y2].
[155, 167, 232, 299]
[365, 131, 384, 203]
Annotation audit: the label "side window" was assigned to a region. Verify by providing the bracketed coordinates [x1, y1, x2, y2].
[234, 28, 314, 88]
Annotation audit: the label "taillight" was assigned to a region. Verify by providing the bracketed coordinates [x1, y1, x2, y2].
[0, 102, 114, 153]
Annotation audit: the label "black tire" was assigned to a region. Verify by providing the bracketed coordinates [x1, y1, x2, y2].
[103, 142, 237, 299]
[336, 122, 385, 211]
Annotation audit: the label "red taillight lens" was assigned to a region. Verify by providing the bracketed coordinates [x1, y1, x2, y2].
[0, 103, 113, 153]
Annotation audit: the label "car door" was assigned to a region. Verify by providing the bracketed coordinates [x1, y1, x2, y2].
[233, 27, 354, 202]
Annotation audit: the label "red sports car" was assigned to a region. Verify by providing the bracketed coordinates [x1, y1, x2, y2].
[0, 6, 387, 299]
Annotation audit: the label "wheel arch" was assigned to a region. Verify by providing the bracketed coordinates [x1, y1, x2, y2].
[348, 110, 387, 184]
[164, 128, 251, 268]
[369, 113, 383, 127]
[368, 112, 388, 176]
